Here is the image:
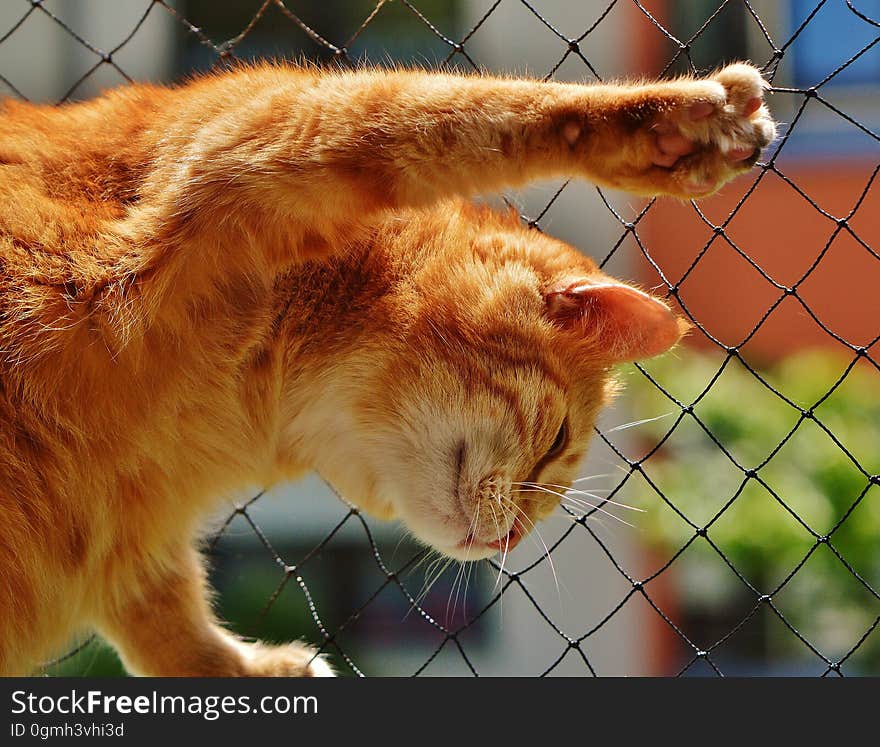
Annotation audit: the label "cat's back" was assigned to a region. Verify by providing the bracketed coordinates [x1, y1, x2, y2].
[0, 86, 173, 255]
[0, 63, 323, 267]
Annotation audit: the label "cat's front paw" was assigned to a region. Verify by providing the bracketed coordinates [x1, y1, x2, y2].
[242, 641, 335, 677]
[641, 63, 777, 198]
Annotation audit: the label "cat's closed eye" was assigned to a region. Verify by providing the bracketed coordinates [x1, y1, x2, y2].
[545, 418, 568, 458]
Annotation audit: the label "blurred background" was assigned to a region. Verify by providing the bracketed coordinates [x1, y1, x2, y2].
[8, 0, 877, 676]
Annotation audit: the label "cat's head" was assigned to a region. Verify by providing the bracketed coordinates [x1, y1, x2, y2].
[306, 209, 686, 561]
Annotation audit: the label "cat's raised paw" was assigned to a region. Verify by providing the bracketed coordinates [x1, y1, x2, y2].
[645, 63, 777, 198]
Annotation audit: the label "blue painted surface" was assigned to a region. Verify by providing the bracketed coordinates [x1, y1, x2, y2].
[790, 0, 880, 87]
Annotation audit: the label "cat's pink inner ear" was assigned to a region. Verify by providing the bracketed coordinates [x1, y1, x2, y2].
[545, 281, 684, 362]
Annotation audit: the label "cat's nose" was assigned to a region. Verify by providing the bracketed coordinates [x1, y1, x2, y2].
[475, 473, 510, 501]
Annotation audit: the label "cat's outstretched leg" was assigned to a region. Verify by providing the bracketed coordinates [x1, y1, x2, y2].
[388, 60, 777, 201]
[95, 547, 333, 677]
[155, 62, 775, 239]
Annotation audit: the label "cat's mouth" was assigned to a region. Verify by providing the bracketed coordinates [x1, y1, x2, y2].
[487, 522, 522, 551]
[454, 521, 522, 553]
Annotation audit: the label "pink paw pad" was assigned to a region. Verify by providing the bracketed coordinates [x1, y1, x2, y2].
[649, 63, 776, 199]
[726, 146, 756, 162]
[688, 101, 715, 121]
[743, 96, 762, 117]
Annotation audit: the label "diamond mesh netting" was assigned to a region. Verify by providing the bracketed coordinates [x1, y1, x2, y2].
[11, 0, 876, 676]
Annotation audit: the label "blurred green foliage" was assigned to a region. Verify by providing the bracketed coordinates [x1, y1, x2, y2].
[625, 348, 880, 670]
[41, 639, 125, 677]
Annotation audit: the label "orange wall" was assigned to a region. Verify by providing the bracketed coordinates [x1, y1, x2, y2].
[637, 161, 880, 361]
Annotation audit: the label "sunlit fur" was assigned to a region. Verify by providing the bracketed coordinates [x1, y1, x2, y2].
[0, 62, 774, 675]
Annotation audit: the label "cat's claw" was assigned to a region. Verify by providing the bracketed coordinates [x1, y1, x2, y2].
[647, 63, 777, 198]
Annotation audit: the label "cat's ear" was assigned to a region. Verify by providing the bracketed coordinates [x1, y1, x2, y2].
[544, 280, 686, 362]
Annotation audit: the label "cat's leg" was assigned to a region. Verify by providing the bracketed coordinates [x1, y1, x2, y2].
[159, 62, 775, 234]
[367, 61, 776, 201]
[95, 546, 333, 677]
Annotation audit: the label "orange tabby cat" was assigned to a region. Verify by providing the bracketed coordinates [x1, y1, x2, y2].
[0, 62, 775, 676]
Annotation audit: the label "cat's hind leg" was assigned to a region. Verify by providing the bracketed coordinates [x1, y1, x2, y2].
[0, 524, 84, 676]
[94, 546, 333, 677]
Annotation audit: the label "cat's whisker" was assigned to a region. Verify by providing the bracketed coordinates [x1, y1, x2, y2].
[523, 484, 615, 496]
[562, 495, 636, 528]
[460, 565, 471, 621]
[408, 552, 449, 614]
[572, 474, 616, 483]
[494, 492, 518, 618]
[453, 501, 481, 623]
[462, 559, 474, 622]
[515, 481, 626, 514]
[503, 499, 561, 609]
[407, 547, 440, 579]
[390, 527, 413, 564]
[486, 500, 507, 604]
[456, 562, 470, 621]
[485, 501, 501, 569]
[451, 559, 470, 624]
[407, 555, 440, 611]
[516, 483, 635, 528]
[448, 493, 479, 621]
[565, 489, 644, 513]
[605, 412, 672, 433]
[556, 504, 614, 537]
[445, 562, 465, 624]
[561, 498, 634, 529]
[466, 498, 481, 551]
[565, 488, 644, 513]
[410, 556, 453, 616]
[513, 480, 642, 512]
[514, 480, 612, 494]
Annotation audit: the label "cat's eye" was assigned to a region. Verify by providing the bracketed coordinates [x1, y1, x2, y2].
[545, 418, 568, 458]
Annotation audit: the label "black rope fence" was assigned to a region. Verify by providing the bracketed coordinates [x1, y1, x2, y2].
[14, 0, 878, 676]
